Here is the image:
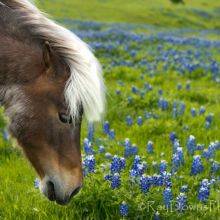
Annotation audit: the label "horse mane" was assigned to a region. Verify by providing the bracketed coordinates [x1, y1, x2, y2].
[1, 0, 105, 122]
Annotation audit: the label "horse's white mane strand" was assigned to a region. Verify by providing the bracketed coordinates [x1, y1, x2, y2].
[6, 0, 105, 122]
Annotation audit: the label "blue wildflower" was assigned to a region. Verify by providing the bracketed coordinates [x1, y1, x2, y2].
[110, 155, 126, 174]
[159, 160, 167, 174]
[103, 121, 110, 134]
[84, 155, 96, 173]
[126, 115, 133, 126]
[191, 108, 197, 117]
[191, 155, 204, 175]
[177, 83, 182, 90]
[147, 141, 154, 154]
[211, 161, 220, 173]
[83, 138, 94, 155]
[105, 152, 112, 160]
[119, 201, 128, 217]
[198, 179, 210, 203]
[180, 185, 188, 193]
[111, 173, 121, 189]
[176, 193, 187, 212]
[140, 174, 152, 193]
[154, 211, 160, 220]
[109, 129, 115, 139]
[87, 123, 94, 142]
[187, 135, 196, 155]
[137, 116, 143, 126]
[98, 145, 105, 153]
[169, 132, 177, 143]
[163, 187, 173, 207]
[199, 106, 206, 115]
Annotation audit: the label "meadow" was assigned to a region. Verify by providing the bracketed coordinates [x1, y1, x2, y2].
[0, 0, 220, 219]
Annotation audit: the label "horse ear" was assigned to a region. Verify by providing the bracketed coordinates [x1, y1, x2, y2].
[43, 41, 52, 69]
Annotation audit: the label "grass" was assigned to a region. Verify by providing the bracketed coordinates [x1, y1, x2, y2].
[36, 0, 220, 29]
[0, 0, 220, 219]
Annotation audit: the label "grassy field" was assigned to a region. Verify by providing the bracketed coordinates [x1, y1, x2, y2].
[1, 0, 220, 219]
[36, 0, 220, 29]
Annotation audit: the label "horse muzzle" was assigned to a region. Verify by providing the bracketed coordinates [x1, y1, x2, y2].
[40, 175, 82, 205]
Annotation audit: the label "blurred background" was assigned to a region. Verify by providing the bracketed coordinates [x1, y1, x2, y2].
[36, 0, 220, 29]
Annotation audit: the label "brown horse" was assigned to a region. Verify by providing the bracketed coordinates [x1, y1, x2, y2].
[0, 0, 105, 205]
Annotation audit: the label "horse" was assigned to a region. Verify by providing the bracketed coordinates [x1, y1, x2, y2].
[0, 0, 105, 205]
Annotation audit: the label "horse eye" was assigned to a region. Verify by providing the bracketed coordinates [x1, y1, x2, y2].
[59, 113, 72, 124]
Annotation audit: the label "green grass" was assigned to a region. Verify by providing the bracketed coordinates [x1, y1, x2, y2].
[36, 0, 220, 29]
[0, 0, 220, 219]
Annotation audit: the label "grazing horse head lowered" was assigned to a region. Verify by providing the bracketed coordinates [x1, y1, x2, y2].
[0, 0, 105, 205]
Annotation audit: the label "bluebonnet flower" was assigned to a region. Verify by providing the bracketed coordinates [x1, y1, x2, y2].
[104, 174, 112, 181]
[191, 155, 204, 175]
[105, 152, 112, 159]
[144, 83, 153, 91]
[152, 174, 163, 186]
[131, 85, 138, 94]
[109, 129, 115, 139]
[191, 108, 197, 117]
[176, 147, 184, 164]
[180, 185, 188, 193]
[124, 142, 138, 158]
[154, 211, 160, 220]
[137, 116, 143, 126]
[84, 155, 96, 173]
[196, 143, 204, 151]
[211, 161, 220, 173]
[83, 138, 94, 155]
[198, 179, 210, 203]
[127, 96, 133, 104]
[172, 107, 178, 118]
[111, 173, 121, 189]
[186, 81, 191, 90]
[177, 83, 182, 90]
[205, 113, 214, 128]
[119, 201, 128, 217]
[158, 98, 169, 111]
[202, 143, 216, 159]
[132, 155, 141, 170]
[173, 139, 180, 152]
[169, 132, 177, 143]
[115, 89, 121, 95]
[87, 123, 94, 142]
[147, 141, 154, 153]
[159, 160, 167, 173]
[158, 89, 163, 96]
[34, 178, 40, 189]
[206, 113, 214, 124]
[187, 135, 196, 155]
[163, 187, 173, 207]
[98, 145, 105, 153]
[126, 115, 133, 126]
[162, 172, 172, 187]
[199, 106, 206, 115]
[140, 174, 152, 193]
[179, 102, 185, 115]
[176, 193, 187, 212]
[172, 153, 181, 173]
[103, 121, 110, 134]
[110, 155, 126, 174]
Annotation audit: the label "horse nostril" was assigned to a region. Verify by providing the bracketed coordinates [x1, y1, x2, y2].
[70, 186, 81, 200]
[47, 181, 56, 201]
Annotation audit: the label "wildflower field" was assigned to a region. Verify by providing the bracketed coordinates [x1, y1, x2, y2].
[0, 0, 220, 219]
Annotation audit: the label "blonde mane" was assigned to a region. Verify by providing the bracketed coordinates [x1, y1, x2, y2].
[2, 0, 105, 122]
